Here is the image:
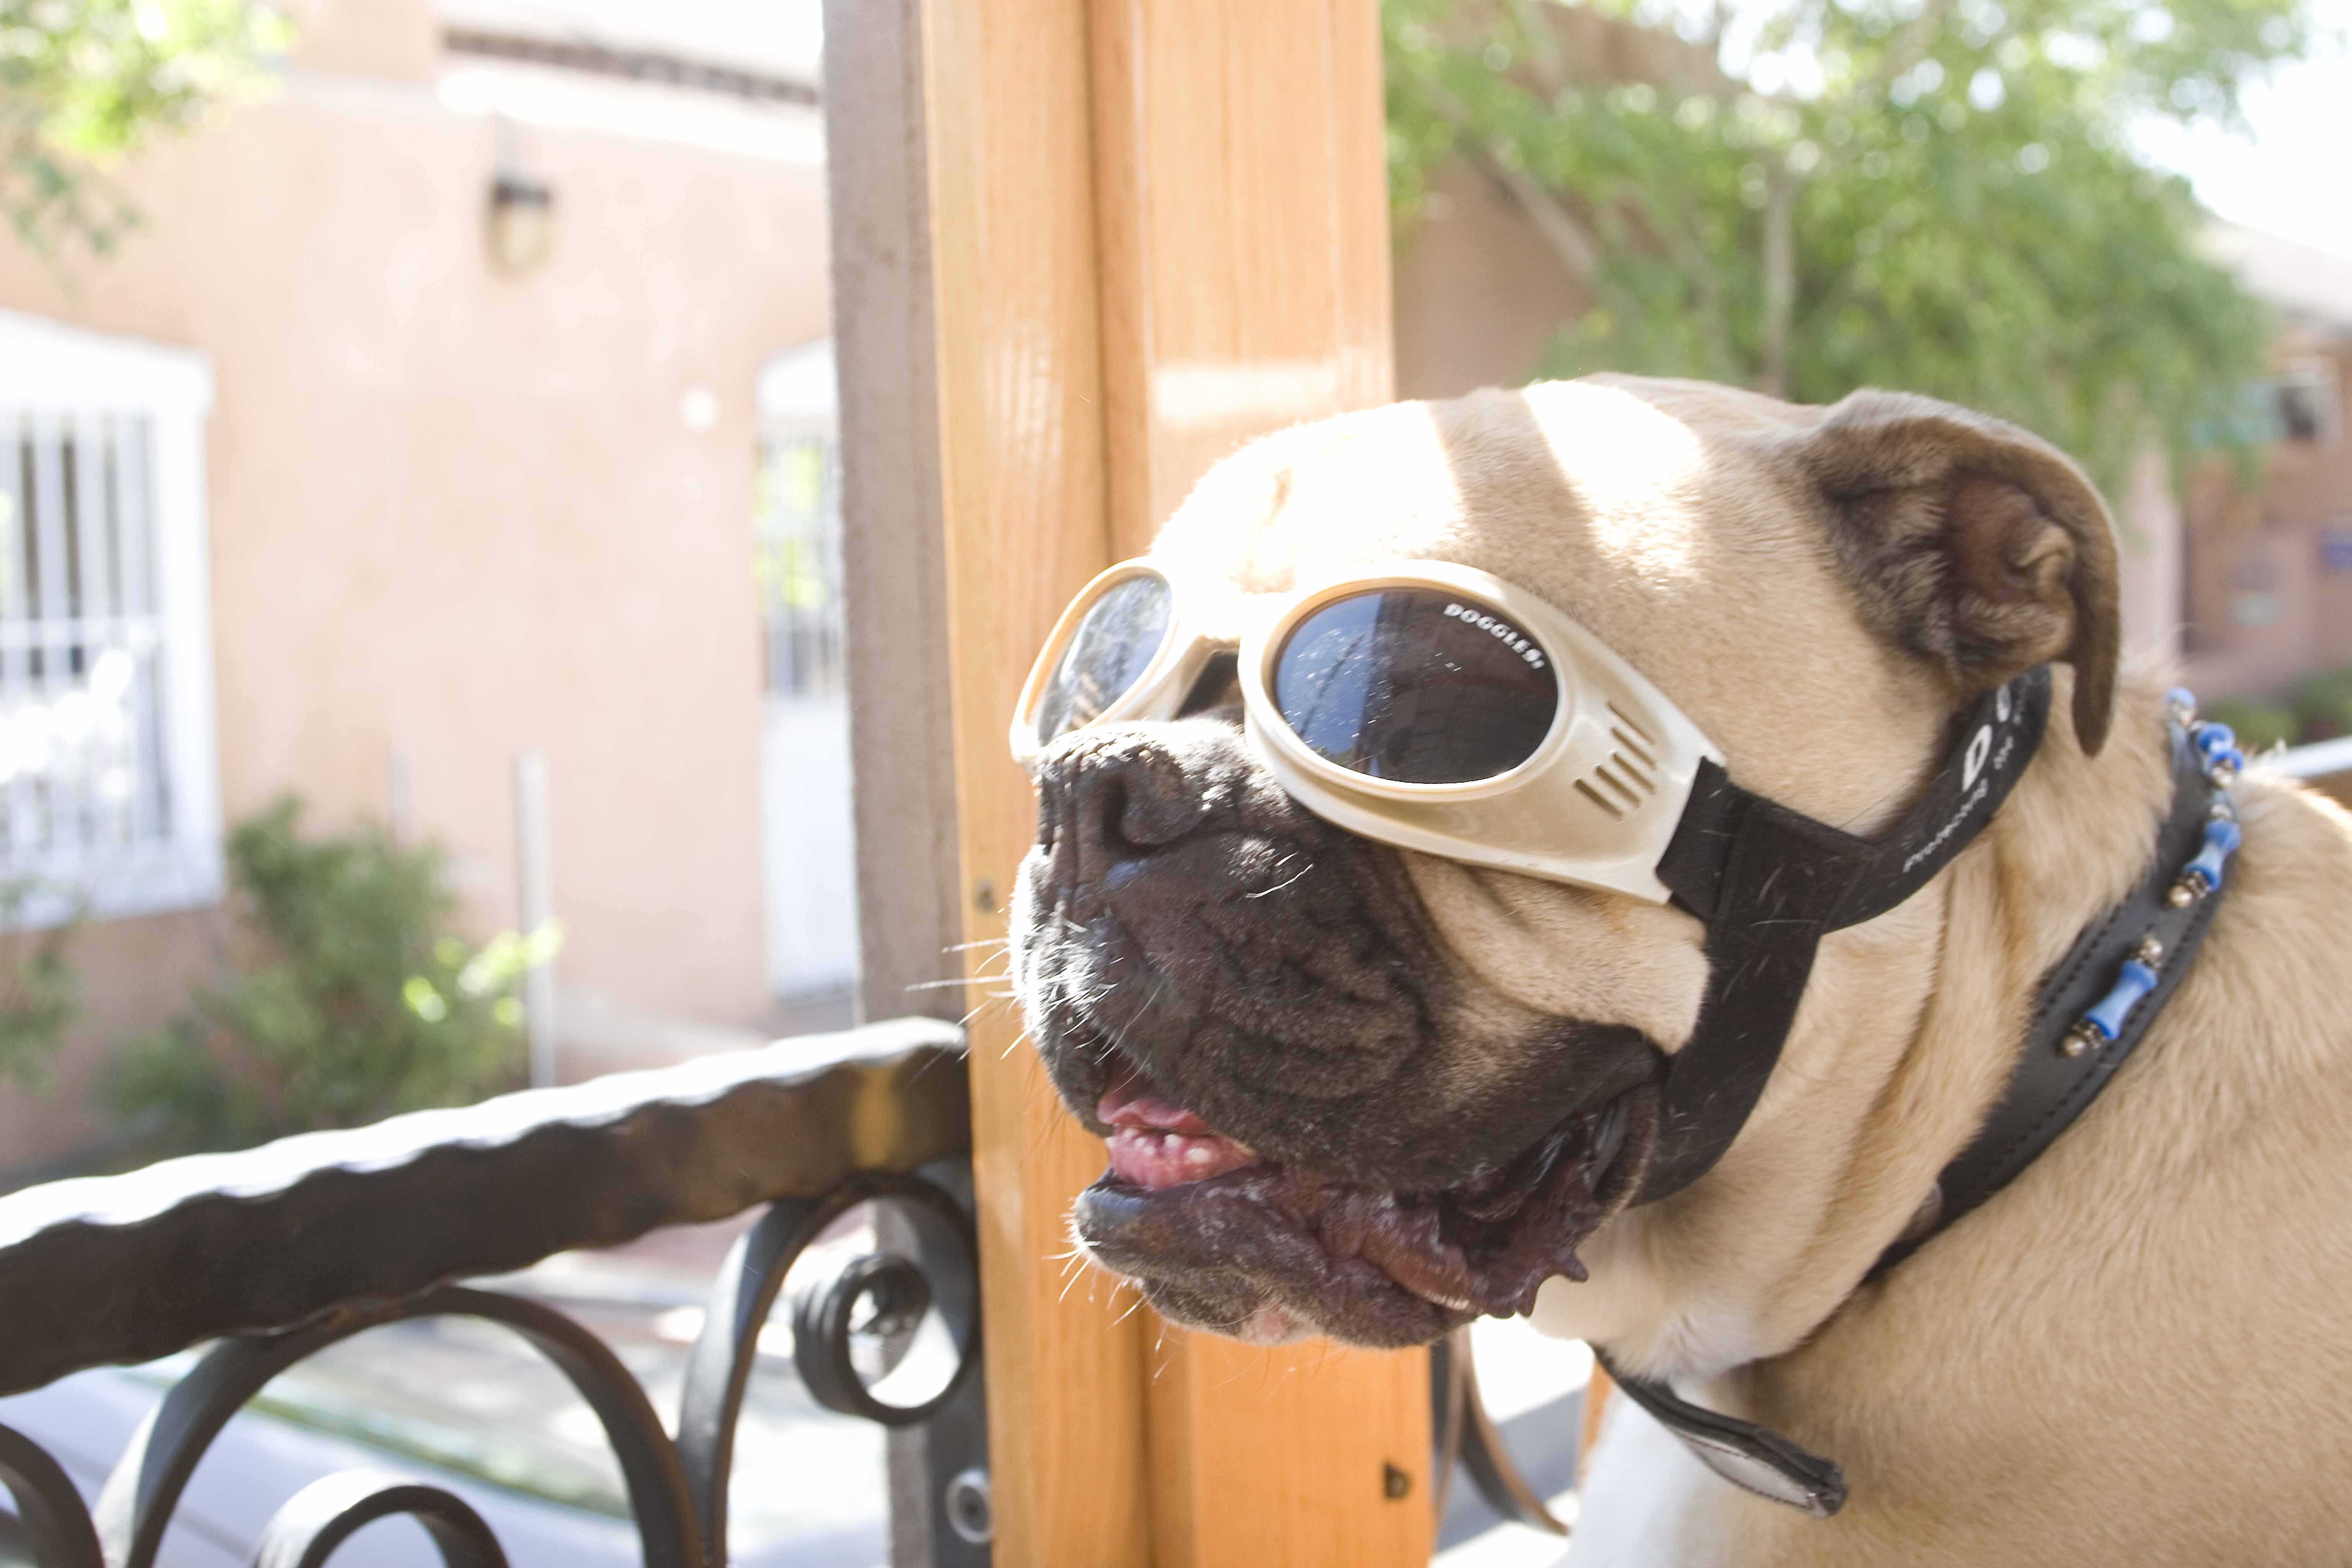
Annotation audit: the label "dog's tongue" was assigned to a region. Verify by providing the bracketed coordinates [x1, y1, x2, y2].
[1086, 1085, 1640, 1318]
[1099, 1074, 1257, 1191]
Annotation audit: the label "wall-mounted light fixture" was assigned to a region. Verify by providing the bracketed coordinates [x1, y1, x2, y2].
[487, 119, 555, 276]
[488, 174, 555, 275]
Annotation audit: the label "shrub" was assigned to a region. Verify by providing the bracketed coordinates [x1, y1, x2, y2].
[0, 881, 74, 1086]
[2205, 699, 2298, 754]
[2290, 670, 2352, 743]
[109, 798, 555, 1155]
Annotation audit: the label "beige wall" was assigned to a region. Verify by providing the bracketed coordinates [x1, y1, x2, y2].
[1393, 161, 1589, 402]
[0, 7, 829, 1163]
[2183, 338, 2352, 701]
[2115, 434, 2186, 665]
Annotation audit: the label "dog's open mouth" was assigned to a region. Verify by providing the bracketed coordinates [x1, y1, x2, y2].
[1073, 1054, 1657, 1345]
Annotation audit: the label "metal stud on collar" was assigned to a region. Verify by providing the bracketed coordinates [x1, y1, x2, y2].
[2061, 689, 2239, 1055]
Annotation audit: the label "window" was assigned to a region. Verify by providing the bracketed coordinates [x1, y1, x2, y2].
[2229, 557, 2282, 629]
[755, 341, 845, 698]
[2277, 357, 2341, 447]
[753, 340, 857, 998]
[756, 434, 844, 696]
[0, 311, 222, 925]
[2319, 528, 2352, 574]
[2199, 361, 2346, 449]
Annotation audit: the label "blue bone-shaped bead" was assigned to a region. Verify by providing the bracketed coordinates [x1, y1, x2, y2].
[2193, 722, 2235, 757]
[2082, 958, 2160, 1041]
[2184, 817, 2242, 892]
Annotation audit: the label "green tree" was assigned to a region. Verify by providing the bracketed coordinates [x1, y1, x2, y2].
[109, 799, 557, 1155]
[1385, 0, 2323, 484]
[2, 0, 287, 258]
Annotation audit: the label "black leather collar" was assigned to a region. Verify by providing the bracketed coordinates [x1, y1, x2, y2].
[1873, 707, 2238, 1274]
[1602, 691, 2244, 1518]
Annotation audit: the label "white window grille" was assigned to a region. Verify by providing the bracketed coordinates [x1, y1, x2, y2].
[757, 435, 844, 695]
[0, 310, 221, 926]
[755, 341, 845, 697]
[755, 340, 858, 998]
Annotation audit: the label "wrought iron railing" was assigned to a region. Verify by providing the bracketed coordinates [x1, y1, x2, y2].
[0, 1013, 1574, 1566]
[0, 1018, 987, 1568]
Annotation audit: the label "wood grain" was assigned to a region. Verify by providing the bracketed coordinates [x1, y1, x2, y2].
[1145, 1330, 1434, 1568]
[917, 1, 1423, 1561]
[918, 0, 1147, 1562]
[1582, 1360, 1615, 1468]
[1089, 3, 1432, 1565]
[1092, 0, 1396, 546]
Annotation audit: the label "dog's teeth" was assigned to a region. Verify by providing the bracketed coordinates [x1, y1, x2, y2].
[1186, 1145, 1214, 1166]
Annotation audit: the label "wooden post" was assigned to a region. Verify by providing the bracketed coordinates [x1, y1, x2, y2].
[914, 2, 1152, 1561]
[1581, 1362, 1615, 1473]
[1089, 0, 1397, 547]
[824, 8, 1008, 1557]
[1086, 5, 1432, 1568]
[826, 0, 965, 1032]
[836, 2, 1429, 1563]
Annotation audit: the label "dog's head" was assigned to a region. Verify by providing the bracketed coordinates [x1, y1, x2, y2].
[1009, 376, 2119, 1348]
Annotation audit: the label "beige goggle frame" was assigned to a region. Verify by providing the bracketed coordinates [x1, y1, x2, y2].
[1009, 559, 1722, 904]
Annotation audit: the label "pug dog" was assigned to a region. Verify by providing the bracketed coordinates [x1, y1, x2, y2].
[1006, 375, 2352, 1565]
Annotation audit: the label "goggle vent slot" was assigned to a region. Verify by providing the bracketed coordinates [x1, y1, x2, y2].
[1572, 704, 1664, 820]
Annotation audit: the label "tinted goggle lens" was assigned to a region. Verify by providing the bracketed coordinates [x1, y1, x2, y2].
[1272, 588, 1557, 784]
[1032, 572, 1174, 746]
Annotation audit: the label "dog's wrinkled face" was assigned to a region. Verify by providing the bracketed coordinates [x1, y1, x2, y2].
[1009, 376, 2116, 1348]
[1014, 714, 1663, 1344]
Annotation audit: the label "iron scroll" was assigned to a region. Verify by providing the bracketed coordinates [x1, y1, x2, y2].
[0, 1023, 988, 1568]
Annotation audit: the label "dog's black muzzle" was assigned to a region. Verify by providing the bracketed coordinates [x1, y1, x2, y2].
[1011, 719, 1664, 1346]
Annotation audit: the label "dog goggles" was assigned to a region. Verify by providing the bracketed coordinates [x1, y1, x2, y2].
[1009, 559, 1723, 902]
[1013, 556, 2054, 1201]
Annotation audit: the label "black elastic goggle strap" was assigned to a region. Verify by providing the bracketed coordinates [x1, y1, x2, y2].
[1640, 668, 2053, 1204]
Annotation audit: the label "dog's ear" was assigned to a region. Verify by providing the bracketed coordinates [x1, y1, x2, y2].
[1795, 388, 2120, 755]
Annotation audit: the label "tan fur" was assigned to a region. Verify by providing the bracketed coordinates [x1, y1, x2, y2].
[1143, 376, 2352, 1563]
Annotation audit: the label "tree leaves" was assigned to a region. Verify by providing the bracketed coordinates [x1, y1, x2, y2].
[1386, 0, 2310, 486]
[107, 798, 549, 1156]
[1, 0, 288, 258]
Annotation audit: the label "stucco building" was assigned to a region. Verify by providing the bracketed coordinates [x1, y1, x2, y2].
[0, 0, 840, 1166]
[2177, 228, 2352, 709]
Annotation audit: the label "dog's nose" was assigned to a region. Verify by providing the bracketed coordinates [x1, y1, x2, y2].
[1036, 733, 1214, 886]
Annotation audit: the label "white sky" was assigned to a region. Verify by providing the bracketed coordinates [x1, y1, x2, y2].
[2133, 0, 2352, 262]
